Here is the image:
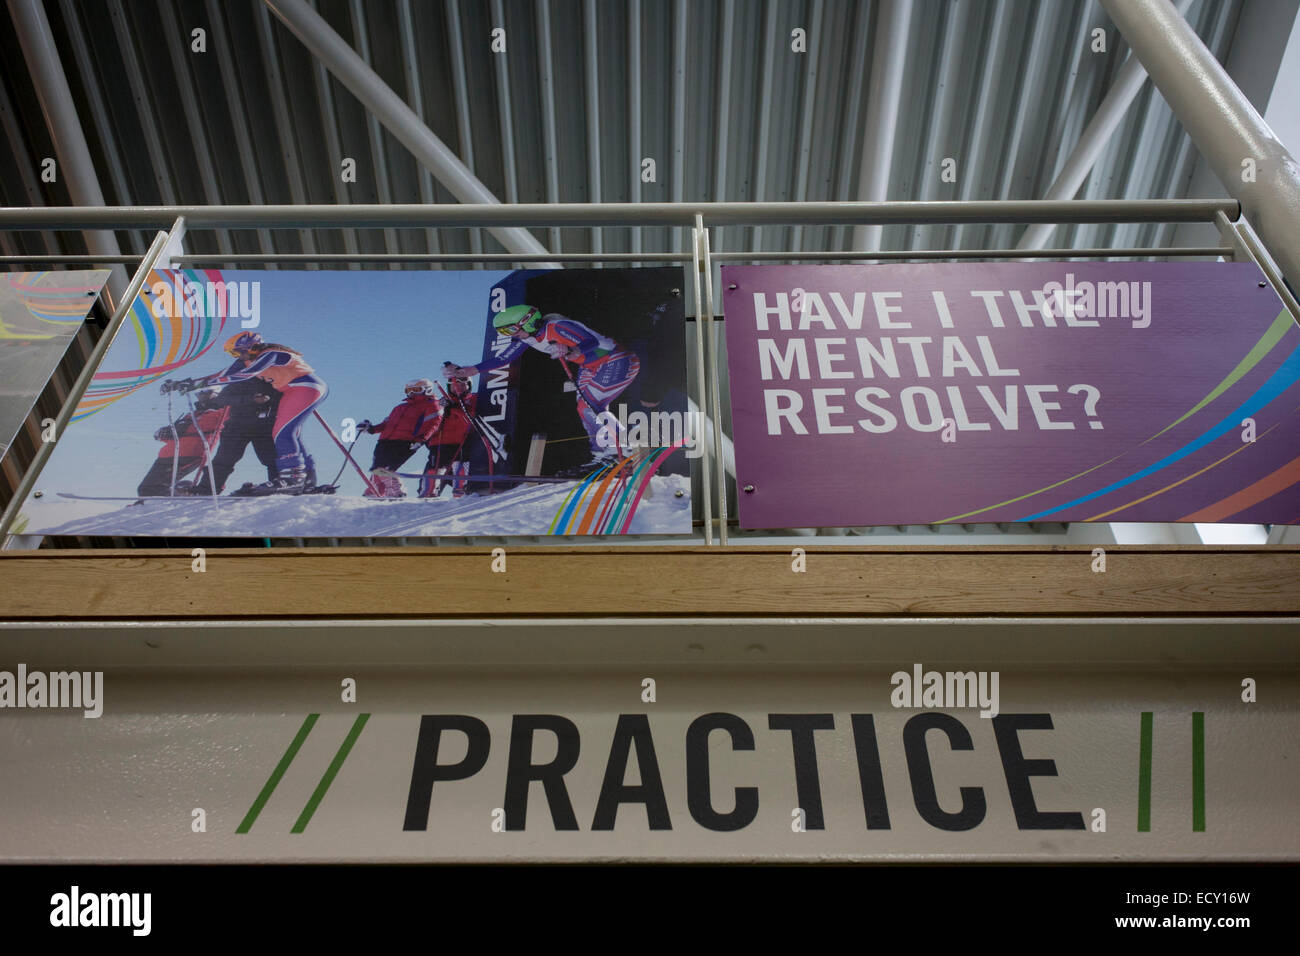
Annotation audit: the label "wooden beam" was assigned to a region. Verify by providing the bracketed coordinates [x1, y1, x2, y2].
[1, 546, 1298, 620]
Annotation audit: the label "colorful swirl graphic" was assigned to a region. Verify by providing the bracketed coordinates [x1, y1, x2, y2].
[73, 268, 232, 422]
[1, 272, 105, 340]
[933, 309, 1300, 524]
[548, 444, 685, 534]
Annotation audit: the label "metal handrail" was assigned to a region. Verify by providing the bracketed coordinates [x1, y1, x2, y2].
[0, 254, 143, 265]
[0, 247, 1235, 267]
[711, 246, 1233, 261]
[0, 199, 1241, 231]
[174, 252, 693, 264]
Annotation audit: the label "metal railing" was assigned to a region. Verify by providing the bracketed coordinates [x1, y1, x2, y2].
[0, 198, 1273, 549]
[0, 198, 1241, 230]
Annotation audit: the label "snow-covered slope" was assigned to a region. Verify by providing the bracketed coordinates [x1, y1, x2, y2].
[23, 473, 691, 537]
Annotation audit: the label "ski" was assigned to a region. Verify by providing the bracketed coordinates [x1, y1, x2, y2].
[57, 493, 194, 501]
[390, 471, 580, 483]
[57, 485, 339, 502]
[229, 482, 338, 498]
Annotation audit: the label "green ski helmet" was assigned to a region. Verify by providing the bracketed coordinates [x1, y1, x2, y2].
[493, 304, 543, 336]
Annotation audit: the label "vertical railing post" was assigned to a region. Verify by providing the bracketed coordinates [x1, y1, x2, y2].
[691, 215, 714, 545]
[699, 217, 728, 545]
[1215, 211, 1300, 327]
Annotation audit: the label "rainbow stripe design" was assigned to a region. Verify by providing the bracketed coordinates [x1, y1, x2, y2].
[73, 268, 231, 422]
[548, 443, 684, 534]
[1, 272, 106, 340]
[934, 309, 1300, 525]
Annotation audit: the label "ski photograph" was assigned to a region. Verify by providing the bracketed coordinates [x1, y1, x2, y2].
[14, 266, 693, 537]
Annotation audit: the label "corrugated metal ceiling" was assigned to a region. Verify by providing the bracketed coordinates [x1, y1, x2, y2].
[0, 0, 1248, 264]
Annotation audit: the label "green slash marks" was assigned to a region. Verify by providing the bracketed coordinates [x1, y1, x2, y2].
[292, 714, 370, 833]
[238, 713, 319, 833]
[237, 713, 369, 834]
[1137, 712, 1153, 832]
[1192, 711, 1205, 832]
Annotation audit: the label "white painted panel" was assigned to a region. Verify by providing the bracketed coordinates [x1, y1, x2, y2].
[0, 663, 1291, 862]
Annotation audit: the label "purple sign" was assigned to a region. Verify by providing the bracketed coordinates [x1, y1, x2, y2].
[722, 262, 1300, 528]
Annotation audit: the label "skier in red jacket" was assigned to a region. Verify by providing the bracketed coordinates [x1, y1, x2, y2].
[419, 376, 478, 498]
[137, 389, 228, 496]
[357, 379, 443, 498]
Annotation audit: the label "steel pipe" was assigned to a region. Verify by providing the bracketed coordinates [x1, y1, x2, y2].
[853, 0, 913, 252]
[262, 0, 551, 259]
[174, 252, 693, 264]
[442, 0, 483, 258]
[711, 246, 1232, 261]
[6, 0, 127, 305]
[0, 199, 1241, 231]
[582, 0, 603, 255]
[1019, 0, 1196, 250]
[1098, 0, 1300, 285]
[146, 246, 1232, 266]
[0, 254, 144, 264]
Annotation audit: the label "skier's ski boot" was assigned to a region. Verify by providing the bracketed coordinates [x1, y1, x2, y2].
[555, 449, 624, 478]
[252, 467, 309, 495]
[189, 477, 223, 497]
[364, 468, 405, 498]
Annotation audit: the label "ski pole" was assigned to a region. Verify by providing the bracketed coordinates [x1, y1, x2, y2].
[473, 412, 496, 492]
[464, 402, 505, 460]
[166, 390, 180, 497]
[439, 364, 507, 457]
[472, 411, 506, 457]
[327, 434, 361, 488]
[313, 409, 381, 496]
[467, 414, 504, 461]
[184, 390, 220, 504]
[443, 431, 474, 496]
[434, 382, 505, 459]
[423, 440, 443, 498]
[559, 356, 578, 392]
[435, 382, 500, 493]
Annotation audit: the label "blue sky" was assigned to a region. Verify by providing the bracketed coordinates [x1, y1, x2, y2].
[37, 269, 513, 496]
